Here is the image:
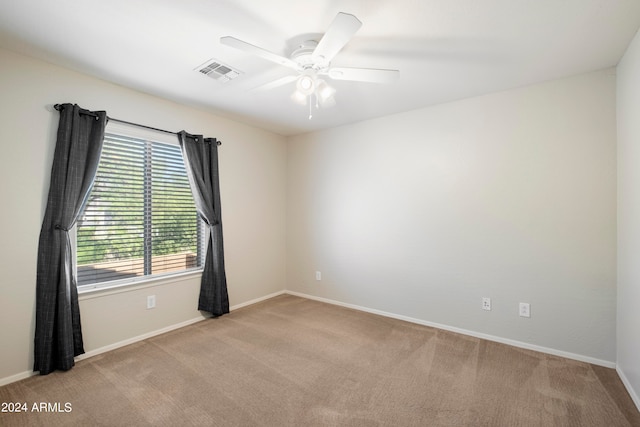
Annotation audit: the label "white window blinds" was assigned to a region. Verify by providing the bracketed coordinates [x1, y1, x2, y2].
[76, 132, 204, 287]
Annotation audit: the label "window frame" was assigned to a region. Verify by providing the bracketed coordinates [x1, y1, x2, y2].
[74, 122, 206, 293]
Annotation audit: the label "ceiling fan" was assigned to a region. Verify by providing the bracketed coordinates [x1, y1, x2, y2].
[220, 12, 399, 118]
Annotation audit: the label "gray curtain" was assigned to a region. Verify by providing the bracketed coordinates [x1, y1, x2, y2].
[178, 131, 229, 316]
[34, 104, 107, 374]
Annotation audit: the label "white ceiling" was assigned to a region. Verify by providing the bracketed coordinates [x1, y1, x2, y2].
[1, 0, 639, 136]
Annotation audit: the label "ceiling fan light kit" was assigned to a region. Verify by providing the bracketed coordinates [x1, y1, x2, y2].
[220, 12, 399, 118]
[296, 72, 316, 96]
[316, 80, 336, 101]
[290, 74, 336, 119]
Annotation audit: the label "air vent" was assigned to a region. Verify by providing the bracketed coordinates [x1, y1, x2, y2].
[195, 58, 242, 83]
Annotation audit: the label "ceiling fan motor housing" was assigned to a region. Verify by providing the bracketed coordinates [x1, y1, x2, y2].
[291, 40, 329, 72]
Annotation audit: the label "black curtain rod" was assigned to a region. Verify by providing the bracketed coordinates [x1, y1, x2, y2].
[53, 104, 222, 146]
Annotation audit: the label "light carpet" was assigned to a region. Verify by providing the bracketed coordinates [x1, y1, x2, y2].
[1, 294, 638, 426]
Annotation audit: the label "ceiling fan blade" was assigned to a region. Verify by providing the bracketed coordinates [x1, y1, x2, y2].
[220, 36, 299, 70]
[253, 75, 298, 91]
[326, 67, 400, 84]
[312, 12, 362, 63]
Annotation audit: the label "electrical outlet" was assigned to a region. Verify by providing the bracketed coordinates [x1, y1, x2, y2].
[519, 302, 530, 318]
[315, 271, 322, 281]
[147, 295, 156, 309]
[482, 297, 491, 311]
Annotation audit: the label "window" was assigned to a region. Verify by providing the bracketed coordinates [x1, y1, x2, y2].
[76, 130, 204, 288]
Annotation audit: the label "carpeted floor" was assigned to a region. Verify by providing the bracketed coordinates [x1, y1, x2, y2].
[1, 294, 638, 426]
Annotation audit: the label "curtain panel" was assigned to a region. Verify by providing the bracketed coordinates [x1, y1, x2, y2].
[178, 131, 229, 316]
[34, 104, 107, 375]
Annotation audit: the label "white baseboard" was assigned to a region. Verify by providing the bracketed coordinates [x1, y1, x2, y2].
[0, 370, 37, 387]
[285, 290, 616, 369]
[0, 319, 210, 387]
[230, 290, 287, 310]
[617, 366, 640, 412]
[76, 316, 206, 362]
[77, 290, 287, 362]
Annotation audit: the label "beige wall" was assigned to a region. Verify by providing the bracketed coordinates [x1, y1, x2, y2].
[0, 47, 287, 383]
[617, 28, 640, 409]
[287, 69, 617, 364]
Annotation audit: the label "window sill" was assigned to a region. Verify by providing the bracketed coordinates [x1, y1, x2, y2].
[78, 270, 203, 301]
